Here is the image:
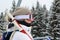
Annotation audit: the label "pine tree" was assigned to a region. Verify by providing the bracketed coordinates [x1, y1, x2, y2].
[10, 0, 16, 13]
[0, 12, 3, 30]
[50, 0, 60, 40]
[42, 5, 48, 25]
[36, 1, 40, 9]
[41, 5, 50, 37]
[0, 12, 6, 33]
[31, 1, 48, 38]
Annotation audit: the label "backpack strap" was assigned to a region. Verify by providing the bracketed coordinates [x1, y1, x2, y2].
[9, 30, 19, 40]
[9, 31, 15, 40]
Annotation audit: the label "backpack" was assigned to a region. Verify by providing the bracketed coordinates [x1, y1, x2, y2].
[2, 30, 19, 40]
[2, 31, 13, 40]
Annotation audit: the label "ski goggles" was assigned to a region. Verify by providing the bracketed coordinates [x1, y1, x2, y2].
[14, 14, 34, 21]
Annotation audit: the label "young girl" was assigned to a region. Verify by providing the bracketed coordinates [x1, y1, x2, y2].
[3, 7, 34, 40]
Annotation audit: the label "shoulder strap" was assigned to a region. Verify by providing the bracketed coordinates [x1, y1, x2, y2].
[9, 31, 16, 40]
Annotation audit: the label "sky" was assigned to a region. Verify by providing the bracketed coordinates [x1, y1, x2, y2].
[0, 0, 54, 13]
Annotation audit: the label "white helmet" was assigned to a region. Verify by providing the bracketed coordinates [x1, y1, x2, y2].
[12, 7, 34, 21]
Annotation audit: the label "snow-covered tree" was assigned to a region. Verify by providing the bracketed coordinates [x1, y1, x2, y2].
[49, 0, 60, 40]
[10, 0, 16, 13]
[31, 1, 49, 38]
[0, 12, 6, 33]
